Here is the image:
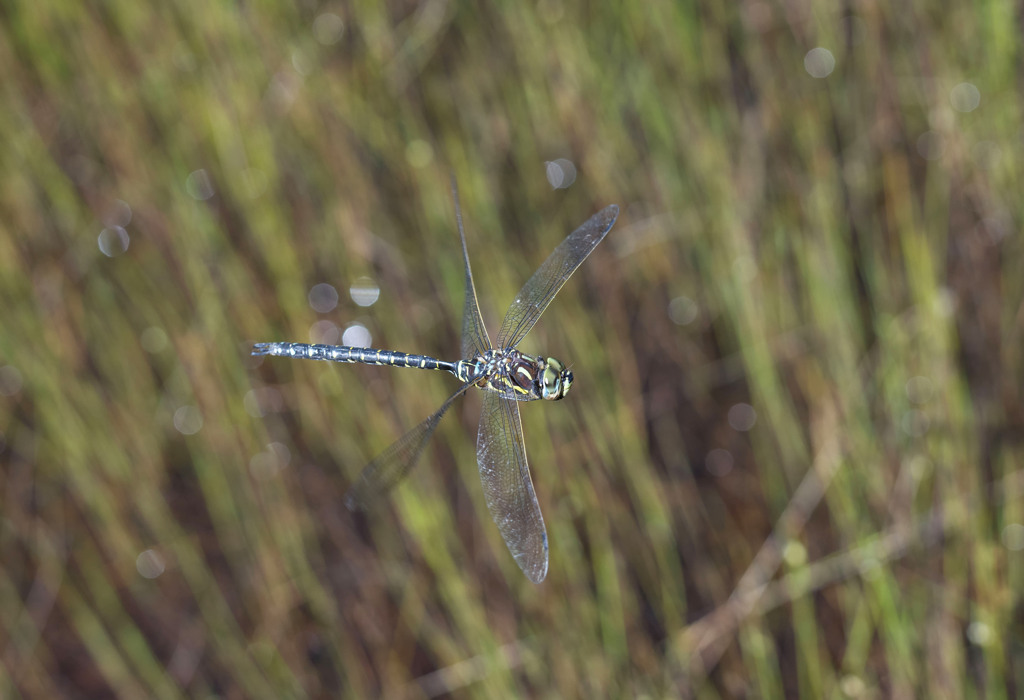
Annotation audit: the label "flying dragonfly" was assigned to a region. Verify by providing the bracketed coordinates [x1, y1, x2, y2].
[252, 183, 618, 583]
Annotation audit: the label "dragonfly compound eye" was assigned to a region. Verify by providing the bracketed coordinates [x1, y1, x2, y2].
[541, 357, 571, 400]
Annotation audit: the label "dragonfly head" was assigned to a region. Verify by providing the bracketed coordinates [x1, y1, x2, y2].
[540, 357, 573, 400]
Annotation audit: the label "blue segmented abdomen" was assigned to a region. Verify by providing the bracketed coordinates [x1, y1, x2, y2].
[252, 342, 455, 372]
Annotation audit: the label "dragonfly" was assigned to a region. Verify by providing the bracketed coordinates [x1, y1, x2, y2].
[252, 183, 618, 583]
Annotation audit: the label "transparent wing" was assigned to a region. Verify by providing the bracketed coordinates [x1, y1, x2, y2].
[452, 178, 492, 360]
[345, 381, 476, 510]
[496, 204, 619, 350]
[477, 391, 548, 583]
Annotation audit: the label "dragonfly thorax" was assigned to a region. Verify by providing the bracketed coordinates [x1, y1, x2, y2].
[456, 349, 573, 401]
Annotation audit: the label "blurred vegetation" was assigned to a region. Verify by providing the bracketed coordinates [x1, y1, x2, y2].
[2, 0, 1024, 696]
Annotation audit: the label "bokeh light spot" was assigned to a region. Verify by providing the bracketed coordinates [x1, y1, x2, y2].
[186, 169, 215, 200]
[406, 140, 434, 169]
[106, 199, 132, 227]
[1002, 523, 1024, 551]
[291, 49, 314, 76]
[98, 227, 130, 257]
[545, 159, 577, 189]
[267, 71, 300, 111]
[250, 443, 290, 480]
[342, 323, 372, 348]
[728, 403, 757, 431]
[268, 441, 291, 464]
[309, 283, 339, 313]
[950, 82, 980, 112]
[310, 320, 341, 344]
[350, 277, 380, 307]
[173, 406, 204, 435]
[668, 296, 699, 326]
[136, 549, 166, 579]
[839, 675, 865, 697]
[967, 621, 992, 646]
[804, 48, 835, 78]
[313, 13, 345, 45]
[783, 540, 807, 566]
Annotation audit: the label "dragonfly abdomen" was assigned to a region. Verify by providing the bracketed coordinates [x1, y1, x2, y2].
[252, 342, 457, 373]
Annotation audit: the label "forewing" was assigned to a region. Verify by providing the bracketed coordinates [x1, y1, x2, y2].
[345, 381, 475, 510]
[452, 178, 492, 360]
[496, 204, 619, 349]
[476, 391, 549, 583]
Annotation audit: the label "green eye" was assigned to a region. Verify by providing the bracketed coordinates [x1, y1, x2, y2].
[541, 358, 570, 400]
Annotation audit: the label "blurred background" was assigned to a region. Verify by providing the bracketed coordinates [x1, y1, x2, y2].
[2, 0, 1023, 697]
